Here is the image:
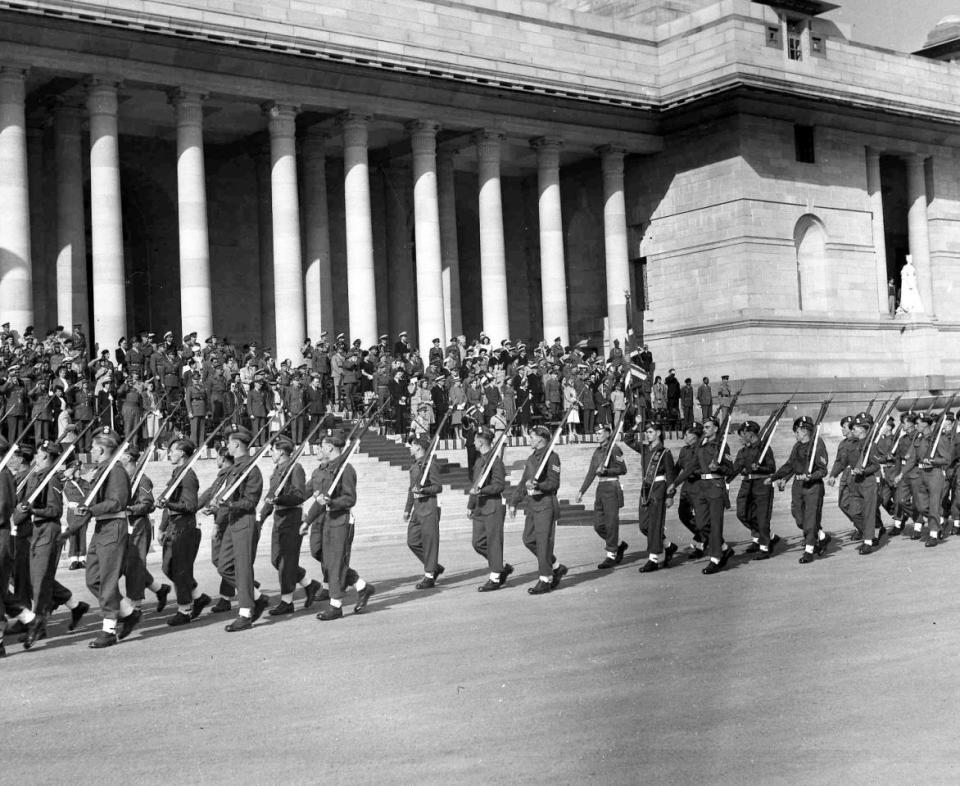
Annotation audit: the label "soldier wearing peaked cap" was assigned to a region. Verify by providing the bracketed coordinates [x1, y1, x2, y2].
[508, 425, 567, 594]
[469, 427, 511, 591]
[259, 435, 321, 616]
[577, 423, 629, 570]
[768, 416, 831, 563]
[210, 424, 271, 631]
[405, 435, 444, 589]
[155, 438, 208, 626]
[725, 420, 778, 559]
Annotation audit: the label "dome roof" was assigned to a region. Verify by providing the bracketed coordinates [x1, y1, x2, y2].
[925, 16, 960, 47]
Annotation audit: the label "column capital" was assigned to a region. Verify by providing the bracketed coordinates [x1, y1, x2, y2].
[85, 77, 121, 116]
[300, 125, 329, 157]
[474, 130, 504, 163]
[51, 99, 85, 132]
[530, 136, 563, 151]
[0, 67, 27, 103]
[338, 111, 372, 129]
[865, 145, 882, 159]
[169, 88, 207, 126]
[406, 119, 440, 136]
[906, 151, 928, 167]
[597, 144, 626, 176]
[340, 112, 371, 149]
[0, 64, 29, 81]
[408, 120, 439, 154]
[263, 102, 298, 140]
[262, 101, 300, 120]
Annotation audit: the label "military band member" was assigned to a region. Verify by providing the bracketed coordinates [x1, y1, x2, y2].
[304, 431, 375, 619]
[118, 445, 170, 613]
[625, 422, 677, 572]
[691, 416, 735, 575]
[508, 425, 567, 594]
[259, 435, 322, 616]
[669, 424, 704, 557]
[404, 436, 444, 589]
[469, 427, 512, 591]
[727, 420, 779, 559]
[68, 428, 141, 648]
[156, 438, 209, 625]
[12, 440, 88, 649]
[209, 425, 270, 631]
[576, 423, 628, 570]
[768, 416, 831, 564]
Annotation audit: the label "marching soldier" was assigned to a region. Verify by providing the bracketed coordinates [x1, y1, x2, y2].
[117, 445, 170, 613]
[768, 416, 831, 564]
[576, 423, 628, 569]
[668, 424, 704, 557]
[259, 435, 322, 616]
[508, 425, 567, 594]
[888, 412, 918, 536]
[827, 416, 862, 537]
[849, 416, 886, 555]
[915, 412, 951, 546]
[404, 436, 444, 589]
[208, 424, 270, 631]
[67, 427, 141, 648]
[303, 431, 375, 619]
[726, 421, 778, 560]
[156, 438, 209, 625]
[692, 416, 734, 575]
[199, 445, 237, 613]
[625, 422, 678, 572]
[468, 427, 512, 591]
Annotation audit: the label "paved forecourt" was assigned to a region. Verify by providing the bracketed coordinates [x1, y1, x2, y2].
[7, 431, 960, 785]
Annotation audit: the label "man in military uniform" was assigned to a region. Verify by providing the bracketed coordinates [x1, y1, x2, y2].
[469, 427, 512, 591]
[849, 415, 886, 555]
[827, 416, 863, 536]
[209, 424, 270, 631]
[576, 423, 628, 569]
[668, 424, 704, 556]
[692, 416, 734, 575]
[259, 435, 322, 616]
[508, 425, 567, 594]
[404, 436, 444, 589]
[915, 411, 952, 546]
[625, 422, 678, 572]
[199, 445, 237, 613]
[888, 412, 918, 536]
[726, 420, 778, 560]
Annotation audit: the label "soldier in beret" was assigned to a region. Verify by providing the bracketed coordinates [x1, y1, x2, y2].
[667, 423, 705, 557]
[625, 421, 678, 572]
[914, 411, 952, 546]
[888, 412, 919, 536]
[576, 422, 629, 570]
[691, 416, 735, 575]
[726, 420, 778, 560]
[198, 445, 237, 613]
[848, 416, 887, 554]
[469, 427, 512, 591]
[404, 435, 444, 589]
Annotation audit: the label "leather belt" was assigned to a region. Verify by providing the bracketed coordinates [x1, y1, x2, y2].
[700, 473, 723, 480]
[94, 513, 128, 522]
[597, 476, 620, 483]
[743, 474, 770, 481]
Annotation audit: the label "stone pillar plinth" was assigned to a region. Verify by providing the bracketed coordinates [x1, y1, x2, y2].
[265, 102, 305, 365]
[341, 112, 377, 347]
[475, 131, 509, 345]
[0, 66, 33, 331]
[437, 150, 462, 340]
[533, 136, 568, 346]
[301, 128, 333, 341]
[171, 89, 212, 339]
[408, 120, 446, 355]
[598, 145, 630, 348]
[87, 77, 126, 350]
[54, 102, 88, 330]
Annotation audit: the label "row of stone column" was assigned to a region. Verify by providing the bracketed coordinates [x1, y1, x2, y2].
[0, 66, 633, 359]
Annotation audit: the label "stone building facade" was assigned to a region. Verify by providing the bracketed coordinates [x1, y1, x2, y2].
[0, 0, 958, 391]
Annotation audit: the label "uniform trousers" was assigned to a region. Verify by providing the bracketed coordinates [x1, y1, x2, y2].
[917, 470, 947, 530]
[162, 524, 201, 605]
[122, 406, 140, 441]
[252, 417, 267, 446]
[217, 518, 260, 610]
[692, 479, 726, 559]
[638, 483, 668, 556]
[289, 415, 305, 444]
[13, 527, 33, 606]
[522, 502, 557, 577]
[407, 508, 441, 574]
[471, 501, 505, 573]
[950, 474, 960, 523]
[592, 481, 623, 552]
[308, 516, 330, 583]
[29, 521, 72, 614]
[837, 480, 863, 532]
[211, 520, 235, 597]
[908, 476, 926, 524]
[190, 416, 206, 448]
[5, 416, 22, 443]
[67, 522, 88, 558]
[678, 481, 700, 541]
[736, 479, 774, 546]
[321, 514, 359, 601]
[790, 480, 824, 548]
[854, 476, 880, 542]
[271, 522, 305, 595]
[0, 527, 14, 615]
[893, 477, 916, 523]
[123, 519, 154, 601]
[85, 517, 129, 620]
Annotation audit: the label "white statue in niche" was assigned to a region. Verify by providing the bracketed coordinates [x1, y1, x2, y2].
[897, 255, 924, 314]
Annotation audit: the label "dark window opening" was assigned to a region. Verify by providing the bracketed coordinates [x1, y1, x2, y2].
[766, 26, 781, 48]
[795, 125, 815, 163]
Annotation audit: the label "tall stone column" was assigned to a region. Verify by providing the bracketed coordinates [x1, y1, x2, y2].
[253, 144, 275, 351]
[408, 120, 446, 355]
[301, 127, 333, 340]
[437, 150, 462, 340]
[598, 145, 631, 346]
[865, 148, 888, 314]
[27, 124, 47, 332]
[0, 66, 33, 331]
[532, 137, 568, 345]
[87, 78, 126, 350]
[474, 131, 509, 345]
[170, 89, 212, 340]
[385, 162, 416, 343]
[905, 153, 934, 316]
[54, 102, 88, 330]
[265, 102, 305, 365]
[341, 112, 378, 346]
